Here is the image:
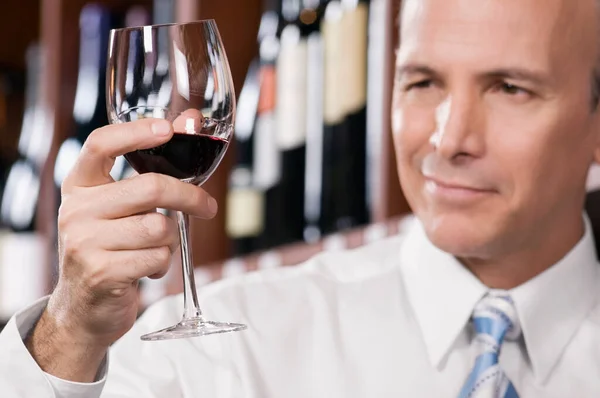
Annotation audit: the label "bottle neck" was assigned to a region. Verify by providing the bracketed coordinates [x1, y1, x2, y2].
[281, 0, 301, 23]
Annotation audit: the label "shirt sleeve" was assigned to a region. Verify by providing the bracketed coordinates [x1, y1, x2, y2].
[0, 290, 241, 398]
[45, 357, 107, 398]
[0, 296, 106, 398]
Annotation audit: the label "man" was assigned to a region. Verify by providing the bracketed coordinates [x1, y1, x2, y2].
[1, 0, 599, 396]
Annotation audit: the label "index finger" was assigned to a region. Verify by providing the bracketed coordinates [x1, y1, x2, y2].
[63, 119, 174, 190]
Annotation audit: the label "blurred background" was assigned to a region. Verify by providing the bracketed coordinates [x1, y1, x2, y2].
[0, 0, 410, 330]
[11, 0, 600, 332]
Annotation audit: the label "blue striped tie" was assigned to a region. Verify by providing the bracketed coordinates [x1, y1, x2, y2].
[457, 293, 521, 398]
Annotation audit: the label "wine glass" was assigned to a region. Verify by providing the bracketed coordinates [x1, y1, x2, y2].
[106, 20, 247, 340]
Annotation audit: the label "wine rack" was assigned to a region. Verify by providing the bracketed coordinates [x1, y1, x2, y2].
[25, 0, 408, 307]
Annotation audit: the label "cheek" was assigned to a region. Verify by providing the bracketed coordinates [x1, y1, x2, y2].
[392, 103, 437, 210]
[486, 106, 592, 209]
[392, 104, 436, 168]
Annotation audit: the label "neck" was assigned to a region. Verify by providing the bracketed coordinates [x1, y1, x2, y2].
[458, 213, 586, 290]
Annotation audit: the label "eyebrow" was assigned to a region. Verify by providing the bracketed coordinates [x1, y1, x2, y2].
[395, 63, 438, 79]
[395, 63, 552, 87]
[484, 68, 551, 86]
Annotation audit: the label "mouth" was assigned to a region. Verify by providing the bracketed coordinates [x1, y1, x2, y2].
[424, 176, 496, 202]
[424, 176, 492, 192]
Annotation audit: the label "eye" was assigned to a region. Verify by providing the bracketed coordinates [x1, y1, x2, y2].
[406, 80, 434, 90]
[496, 82, 529, 96]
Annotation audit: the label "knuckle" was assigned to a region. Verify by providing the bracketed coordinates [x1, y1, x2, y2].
[156, 246, 171, 265]
[148, 212, 170, 233]
[136, 247, 171, 277]
[133, 214, 152, 239]
[82, 129, 105, 156]
[141, 173, 166, 202]
[83, 263, 109, 290]
[138, 213, 171, 240]
[57, 203, 72, 231]
[57, 193, 86, 231]
[167, 225, 179, 248]
[60, 231, 86, 260]
[190, 186, 204, 204]
[188, 186, 208, 214]
[60, 178, 72, 195]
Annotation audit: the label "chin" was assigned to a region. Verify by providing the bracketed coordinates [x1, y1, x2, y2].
[417, 210, 498, 258]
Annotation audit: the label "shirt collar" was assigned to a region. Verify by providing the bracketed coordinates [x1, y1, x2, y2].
[399, 219, 487, 368]
[399, 214, 599, 382]
[510, 213, 599, 383]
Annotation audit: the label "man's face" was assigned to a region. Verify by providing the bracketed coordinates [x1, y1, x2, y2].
[393, 0, 600, 258]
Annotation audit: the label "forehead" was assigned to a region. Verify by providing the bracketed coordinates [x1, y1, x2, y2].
[398, 0, 597, 73]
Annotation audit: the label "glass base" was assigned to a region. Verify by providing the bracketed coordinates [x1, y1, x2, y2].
[141, 317, 247, 341]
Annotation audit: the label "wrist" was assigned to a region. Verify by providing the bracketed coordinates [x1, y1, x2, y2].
[25, 301, 109, 382]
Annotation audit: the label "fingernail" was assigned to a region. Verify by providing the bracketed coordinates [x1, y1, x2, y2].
[208, 196, 218, 215]
[152, 120, 171, 136]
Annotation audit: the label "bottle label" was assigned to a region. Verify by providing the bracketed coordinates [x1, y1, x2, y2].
[226, 187, 265, 238]
[258, 64, 276, 114]
[342, 3, 369, 115]
[254, 65, 281, 190]
[254, 113, 280, 190]
[276, 25, 308, 150]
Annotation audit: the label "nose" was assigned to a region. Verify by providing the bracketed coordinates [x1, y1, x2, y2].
[431, 92, 485, 162]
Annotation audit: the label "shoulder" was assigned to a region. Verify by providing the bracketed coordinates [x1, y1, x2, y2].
[203, 230, 409, 297]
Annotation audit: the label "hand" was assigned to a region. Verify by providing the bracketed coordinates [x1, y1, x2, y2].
[26, 118, 218, 382]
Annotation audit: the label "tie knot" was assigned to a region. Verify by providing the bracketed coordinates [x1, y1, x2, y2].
[472, 292, 521, 350]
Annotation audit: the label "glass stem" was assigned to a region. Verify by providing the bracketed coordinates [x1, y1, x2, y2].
[177, 211, 204, 322]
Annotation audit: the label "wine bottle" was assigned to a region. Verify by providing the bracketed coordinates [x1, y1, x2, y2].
[226, 59, 263, 255]
[1, 44, 43, 233]
[270, 0, 308, 246]
[320, 0, 369, 235]
[301, 0, 327, 242]
[365, 0, 390, 214]
[72, 4, 111, 144]
[0, 46, 47, 321]
[226, 0, 284, 255]
[340, 0, 369, 228]
[17, 44, 50, 170]
[299, 0, 327, 36]
[255, 21, 282, 250]
[55, 4, 111, 188]
[321, 1, 345, 234]
[111, 6, 152, 182]
[154, 0, 175, 25]
[154, 0, 175, 79]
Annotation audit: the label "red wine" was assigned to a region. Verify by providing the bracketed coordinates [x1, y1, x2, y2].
[125, 132, 229, 185]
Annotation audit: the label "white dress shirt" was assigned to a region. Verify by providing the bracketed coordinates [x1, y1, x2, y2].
[0, 215, 599, 397]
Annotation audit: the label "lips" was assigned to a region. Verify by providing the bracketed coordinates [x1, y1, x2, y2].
[424, 175, 493, 193]
[422, 175, 497, 204]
